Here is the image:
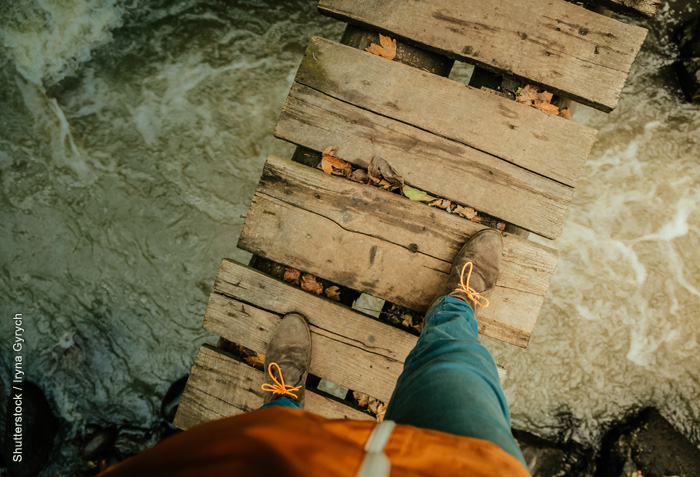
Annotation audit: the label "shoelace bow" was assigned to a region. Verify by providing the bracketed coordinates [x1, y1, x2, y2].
[455, 261, 490, 308]
[261, 362, 301, 398]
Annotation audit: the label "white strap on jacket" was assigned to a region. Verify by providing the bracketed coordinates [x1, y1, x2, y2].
[356, 420, 396, 477]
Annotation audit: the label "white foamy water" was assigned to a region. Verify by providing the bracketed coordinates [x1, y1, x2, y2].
[0, 0, 698, 474]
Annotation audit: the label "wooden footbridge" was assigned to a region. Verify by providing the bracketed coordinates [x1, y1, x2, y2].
[174, 0, 654, 428]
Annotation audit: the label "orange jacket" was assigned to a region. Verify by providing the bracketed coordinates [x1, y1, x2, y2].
[101, 407, 530, 476]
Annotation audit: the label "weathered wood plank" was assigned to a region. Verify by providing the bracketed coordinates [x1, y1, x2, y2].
[295, 37, 596, 189]
[238, 156, 559, 347]
[275, 83, 573, 239]
[317, 0, 648, 111]
[173, 344, 371, 430]
[203, 261, 507, 400]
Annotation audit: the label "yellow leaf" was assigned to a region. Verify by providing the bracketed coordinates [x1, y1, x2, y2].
[244, 353, 265, 369]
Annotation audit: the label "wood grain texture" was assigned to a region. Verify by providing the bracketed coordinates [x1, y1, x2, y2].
[173, 344, 371, 430]
[203, 260, 507, 401]
[317, 0, 648, 111]
[238, 156, 559, 347]
[275, 83, 573, 239]
[295, 37, 596, 189]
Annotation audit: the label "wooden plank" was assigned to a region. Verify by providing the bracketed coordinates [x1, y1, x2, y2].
[275, 83, 573, 239]
[202, 260, 507, 401]
[317, 0, 648, 111]
[294, 37, 596, 189]
[239, 156, 559, 347]
[174, 344, 371, 430]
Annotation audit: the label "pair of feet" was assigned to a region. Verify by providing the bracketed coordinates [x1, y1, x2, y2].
[262, 229, 503, 406]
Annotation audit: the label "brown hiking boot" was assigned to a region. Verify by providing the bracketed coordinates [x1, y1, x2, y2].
[444, 228, 503, 315]
[262, 313, 312, 406]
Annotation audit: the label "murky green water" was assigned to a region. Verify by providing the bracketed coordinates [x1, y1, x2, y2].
[1, 0, 698, 473]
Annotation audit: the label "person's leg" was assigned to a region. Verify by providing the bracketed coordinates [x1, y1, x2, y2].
[384, 230, 526, 467]
[259, 397, 302, 410]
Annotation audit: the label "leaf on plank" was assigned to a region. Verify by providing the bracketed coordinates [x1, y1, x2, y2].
[283, 267, 301, 286]
[349, 168, 370, 184]
[324, 285, 341, 301]
[243, 353, 265, 369]
[320, 145, 352, 177]
[402, 184, 436, 203]
[300, 273, 324, 295]
[429, 198, 452, 210]
[453, 205, 477, 220]
[365, 34, 396, 60]
[368, 155, 403, 189]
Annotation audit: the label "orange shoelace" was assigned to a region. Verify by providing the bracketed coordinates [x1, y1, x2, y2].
[455, 261, 490, 308]
[261, 362, 301, 399]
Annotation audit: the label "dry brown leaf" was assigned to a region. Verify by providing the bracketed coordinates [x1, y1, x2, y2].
[401, 314, 414, 328]
[375, 403, 387, 422]
[454, 205, 477, 220]
[320, 146, 352, 177]
[558, 108, 572, 120]
[516, 84, 561, 116]
[535, 102, 560, 115]
[353, 391, 370, 407]
[368, 155, 404, 187]
[497, 222, 506, 231]
[244, 353, 265, 369]
[365, 34, 396, 60]
[324, 285, 341, 301]
[283, 267, 301, 285]
[412, 320, 424, 334]
[349, 168, 369, 184]
[300, 274, 323, 295]
[429, 198, 452, 210]
[470, 215, 483, 223]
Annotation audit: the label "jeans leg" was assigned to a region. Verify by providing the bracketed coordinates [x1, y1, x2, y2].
[258, 397, 302, 411]
[385, 296, 526, 467]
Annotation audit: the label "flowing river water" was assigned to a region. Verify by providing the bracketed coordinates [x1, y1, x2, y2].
[1, 0, 698, 474]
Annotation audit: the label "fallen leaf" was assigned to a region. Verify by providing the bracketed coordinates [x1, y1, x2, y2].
[429, 198, 452, 209]
[300, 274, 323, 295]
[453, 205, 477, 220]
[412, 320, 424, 334]
[402, 184, 436, 203]
[320, 146, 352, 177]
[324, 285, 341, 301]
[283, 267, 301, 285]
[558, 108, 572, 120]
[497, 222, 506, 231]
[244, 353, 265, 369]
[368, 155, 404, 187]
[516, 84, 561, 116]
[375, 403, 387, 422]
[535, 102, 560, 115]
[353, 391, 370, 407]
[401, 314, 414, 328]
[349, 168, 369, 183]
[470, 215, 483, 223]
[365, 34, 396, 60]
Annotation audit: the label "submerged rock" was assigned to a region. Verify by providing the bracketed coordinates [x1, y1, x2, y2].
[81, 426, 117, 461]
[674, 17, 700, 103]
[2, 382, 59, 477]
[595, 407, 700, 477]
[161, 375, 189, 424]
[514, 429, 594, 476]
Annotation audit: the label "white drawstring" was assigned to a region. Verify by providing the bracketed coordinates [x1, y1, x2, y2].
[356, 420, 396, 477]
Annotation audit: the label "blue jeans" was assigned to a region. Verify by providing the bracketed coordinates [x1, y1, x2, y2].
[262, 296, 526, 466]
